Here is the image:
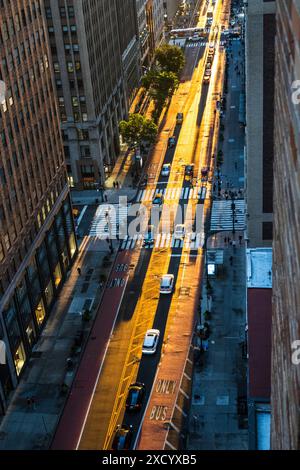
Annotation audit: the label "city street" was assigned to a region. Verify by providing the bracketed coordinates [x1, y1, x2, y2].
[50, 0, 232, 451]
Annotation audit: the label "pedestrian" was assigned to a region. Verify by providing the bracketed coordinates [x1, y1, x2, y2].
[224, 237, 227, 245]
[26, 397, 32, 409]
[116, 181, 119, 189]
[77, 267, 81, 276]
[239, 235, 243, 245]
[113, 181, 116, 189]
[104, 194, 108, 202]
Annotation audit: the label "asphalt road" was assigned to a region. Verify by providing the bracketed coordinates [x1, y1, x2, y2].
[76, 0, 228, 450]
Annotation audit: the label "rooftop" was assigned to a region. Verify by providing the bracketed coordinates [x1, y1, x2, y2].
[246, 248, 272, 288]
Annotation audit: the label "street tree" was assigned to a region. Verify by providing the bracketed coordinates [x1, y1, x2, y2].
[142, 70, 179, 122]
[154, 44, 185, 76]
[119, 113, 158, 149]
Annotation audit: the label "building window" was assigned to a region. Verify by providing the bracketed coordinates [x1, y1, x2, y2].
[35, 299, 46, 326]
[14, 342, 26, 376]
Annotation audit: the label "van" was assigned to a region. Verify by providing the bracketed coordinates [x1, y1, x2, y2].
[160, 274, 174, 294]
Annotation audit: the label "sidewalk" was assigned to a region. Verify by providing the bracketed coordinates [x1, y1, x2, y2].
[187, 32, 247, 449]
[187, 232, 248, 450]
[0, 235, 119, 449]
[71, 187, 137, 206]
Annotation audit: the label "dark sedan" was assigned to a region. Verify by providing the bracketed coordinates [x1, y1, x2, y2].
[125, 382, 145, 411]
[111, 425, 133, 450]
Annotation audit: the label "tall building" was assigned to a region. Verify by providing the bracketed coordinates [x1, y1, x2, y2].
[45, 0, 140, 190]
[271, 0, 300, 450]
[163, 0, 181, 27]
[117, 0, 140, 103]
[245, 0, 276, 247]
[136, 0, 151, 66]
[146, 0, 164, 62]
[0, 0, 77, 414]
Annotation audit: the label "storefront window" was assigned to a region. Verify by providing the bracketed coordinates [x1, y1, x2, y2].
[47, 228, 63, 288]
[44, 279, 54, 306]
[17, 278, 36, 347]
[53, 263, 62, 287]
[27, 259, 43, 307]
[3, 302, 26, 376]
[14, 342, 26, 376]
[35, 299, 46, 326]
[25, 321, 36, 347]
[69, 233, 77, 257]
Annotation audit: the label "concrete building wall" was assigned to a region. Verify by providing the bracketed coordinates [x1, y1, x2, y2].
[271, 0, 300, 450]
[245, 0, 276, 247]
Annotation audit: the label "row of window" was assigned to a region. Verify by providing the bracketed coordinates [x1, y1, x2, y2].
[45, 5, 75, 20]
[0, 197, 77, 381]
[0, 1, 42, 45]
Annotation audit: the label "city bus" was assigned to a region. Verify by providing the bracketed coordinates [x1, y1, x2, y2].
[170, 27, 203, 39]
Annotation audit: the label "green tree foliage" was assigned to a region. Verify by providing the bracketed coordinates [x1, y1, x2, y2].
[119, 113, 158, 148]
[154, 44, 185, 75]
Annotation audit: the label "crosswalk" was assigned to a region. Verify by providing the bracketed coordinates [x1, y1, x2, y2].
[120, 232, 205, 251]
[136, 187, 201, 203]
[89, 204, 129, 237]
[185, 40, 227, 48]
[210, 199, 245, 231]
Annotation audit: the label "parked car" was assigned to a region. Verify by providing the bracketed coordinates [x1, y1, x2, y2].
[111, 425, 133, 450]
[160, 274, 175, 294]
[142, 329, 160, 355]
[153, 193, 164, 205]
[126, 383, 145, 411]
[176, 112, 184, 125]
[168, 136, 176, 148]
[174, 224, 185, 239]
[161, 163, 171, 177]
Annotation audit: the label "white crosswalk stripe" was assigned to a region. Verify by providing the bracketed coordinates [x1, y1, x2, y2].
[210, 200, 245, 231]
[89, 204, 129, 238]
[120, 232, 205, 251]
[136, 187, 201, 202]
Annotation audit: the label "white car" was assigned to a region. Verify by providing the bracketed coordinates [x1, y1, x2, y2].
[161, 163, 171, 177]
[160, 274, 175, 294]
[142, 329, 160, 355]
[174, 224, 185, 239]
[189, 34, 201, 42]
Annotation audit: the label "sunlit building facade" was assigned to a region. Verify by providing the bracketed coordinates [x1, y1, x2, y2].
[0, 0, 77, 414]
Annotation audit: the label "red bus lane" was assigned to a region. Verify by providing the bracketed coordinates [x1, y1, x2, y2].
[51, 250, 132, 450]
